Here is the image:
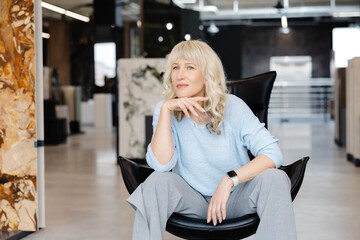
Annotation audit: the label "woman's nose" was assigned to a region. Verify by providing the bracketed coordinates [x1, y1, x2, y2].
[177, 67, 185, 80]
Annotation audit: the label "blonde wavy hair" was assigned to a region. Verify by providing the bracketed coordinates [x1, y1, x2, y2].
[163, 40, 228, 135]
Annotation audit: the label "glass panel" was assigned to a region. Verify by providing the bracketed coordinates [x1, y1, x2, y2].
[94, 42, 116, 87]
[332, 27, 360, 67]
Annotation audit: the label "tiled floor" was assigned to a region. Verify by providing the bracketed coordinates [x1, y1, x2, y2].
[23, 120, 360, 240]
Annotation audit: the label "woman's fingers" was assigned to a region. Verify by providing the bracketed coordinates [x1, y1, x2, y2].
[207, 202, 217, 225]
[221, 203, 227, 220]
[181, 98, 198, 117]
[177, 100, 190, 117]
[206, 176, 232, 225]
[216, 204, 223, 224]
[207, 204, 212, 223]
[167, 97, 208, 116]
[207, 201, 226, 226]
[191, 96, 209, 102]
[185, 98, 205, 113]
[211, 206, 217, 226]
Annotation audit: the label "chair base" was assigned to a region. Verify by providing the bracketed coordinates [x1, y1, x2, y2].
[355, 159, 360, 167]
[347, 153, 353, 161]
[346, 153, 360, 167]
[334, 138, 344, 147]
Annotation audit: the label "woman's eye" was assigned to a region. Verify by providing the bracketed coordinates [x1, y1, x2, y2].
[187, 66, 194, 70]
[173, 66, 179, 70]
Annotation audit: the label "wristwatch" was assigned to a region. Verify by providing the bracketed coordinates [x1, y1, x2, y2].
[227, 170, 239, 187]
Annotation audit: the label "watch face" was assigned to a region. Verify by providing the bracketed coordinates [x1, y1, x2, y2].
[227, 170, 237, 178]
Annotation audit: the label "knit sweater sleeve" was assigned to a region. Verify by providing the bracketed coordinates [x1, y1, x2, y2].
[145, 100, 178, 172]
[229, 95, 284, 168]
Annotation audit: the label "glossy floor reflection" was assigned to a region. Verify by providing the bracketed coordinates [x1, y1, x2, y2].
[23, 121, 360, 240]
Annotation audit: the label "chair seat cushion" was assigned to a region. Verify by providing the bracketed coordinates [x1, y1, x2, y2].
[166, 213, 260, 240]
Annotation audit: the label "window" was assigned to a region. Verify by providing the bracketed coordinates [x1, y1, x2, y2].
[333, 27, 360, 68]
[94, 42, 116, 87]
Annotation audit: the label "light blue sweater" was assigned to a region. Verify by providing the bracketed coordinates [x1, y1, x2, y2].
[146, 94, 283, 197]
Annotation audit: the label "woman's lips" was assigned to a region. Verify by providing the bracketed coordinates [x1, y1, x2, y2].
[177, 84, 189, 88]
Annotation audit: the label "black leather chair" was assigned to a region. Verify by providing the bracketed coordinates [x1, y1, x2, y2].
[118, 71, 309, 239]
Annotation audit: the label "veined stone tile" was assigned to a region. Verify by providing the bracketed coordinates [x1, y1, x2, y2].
[118, 58, 166, 158]
[0, 0, 37, 231]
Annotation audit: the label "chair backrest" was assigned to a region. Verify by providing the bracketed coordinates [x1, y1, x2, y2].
[226, 71, 276, 129]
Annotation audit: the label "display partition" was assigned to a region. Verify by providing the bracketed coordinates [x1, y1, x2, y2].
[118, 58, 165, 158]
[0, 0, 44, 236]
[346, 57, 360, 166]
[34, 0, 45, 230]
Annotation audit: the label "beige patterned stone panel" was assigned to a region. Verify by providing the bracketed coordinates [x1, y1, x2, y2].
[0, 0, 37, 231]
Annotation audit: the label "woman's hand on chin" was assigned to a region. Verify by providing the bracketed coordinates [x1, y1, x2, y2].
[207, 175, 233, 226]
[164, 97, 208, 117]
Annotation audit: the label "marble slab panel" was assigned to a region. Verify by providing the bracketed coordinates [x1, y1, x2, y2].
[0, 0, 37, 231]
[118, 58, 166, 158]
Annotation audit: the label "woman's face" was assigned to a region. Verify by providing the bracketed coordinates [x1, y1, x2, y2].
[171, 58, 206, 98]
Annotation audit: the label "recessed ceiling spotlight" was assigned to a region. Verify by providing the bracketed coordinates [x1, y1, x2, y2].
[280, 27, 290, 34]
[137, 20, 142, 28]
[166, 23, 173, 30]
[184, 34, 191, 41]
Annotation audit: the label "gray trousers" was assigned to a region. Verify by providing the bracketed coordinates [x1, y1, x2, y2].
[127, 169, 297, 240]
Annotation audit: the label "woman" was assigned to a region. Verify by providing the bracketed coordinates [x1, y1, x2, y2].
[127, 40, 296, 240]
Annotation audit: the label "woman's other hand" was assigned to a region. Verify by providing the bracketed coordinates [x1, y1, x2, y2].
[207, 175, 233, 226]
[164, 97, 208, 118]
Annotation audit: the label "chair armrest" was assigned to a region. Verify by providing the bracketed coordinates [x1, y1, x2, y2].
[118, 156, 154, 195]
[278, 156, 310, 201]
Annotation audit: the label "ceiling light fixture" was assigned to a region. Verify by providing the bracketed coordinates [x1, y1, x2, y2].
[233, 0, 239, 12]
[332, 11, 360, 18]
[41, 2, 90, 22]
[274, 1, 290, 34]
[281, 15, 288, 28]
[194, 0, 218, 12]
[193, 5, 218, 12]
[173, 0, 197, 9]
[280, 15, 290, 34]
[174, 0, 218, 12]
[207, 22, 219, 34]
[174, 0, 196, 4]
[273, 1, 284, 10]
[42, 32, 50, 39]
[280, 27, 290, 34]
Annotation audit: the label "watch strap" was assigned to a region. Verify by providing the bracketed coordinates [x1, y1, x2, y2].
[230, 175, 239, 187]
[227, 170, 239, 187]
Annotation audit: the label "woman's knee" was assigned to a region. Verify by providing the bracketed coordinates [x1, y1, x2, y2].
[144, 171, 178, 188]
[258, 168, 291, 189]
